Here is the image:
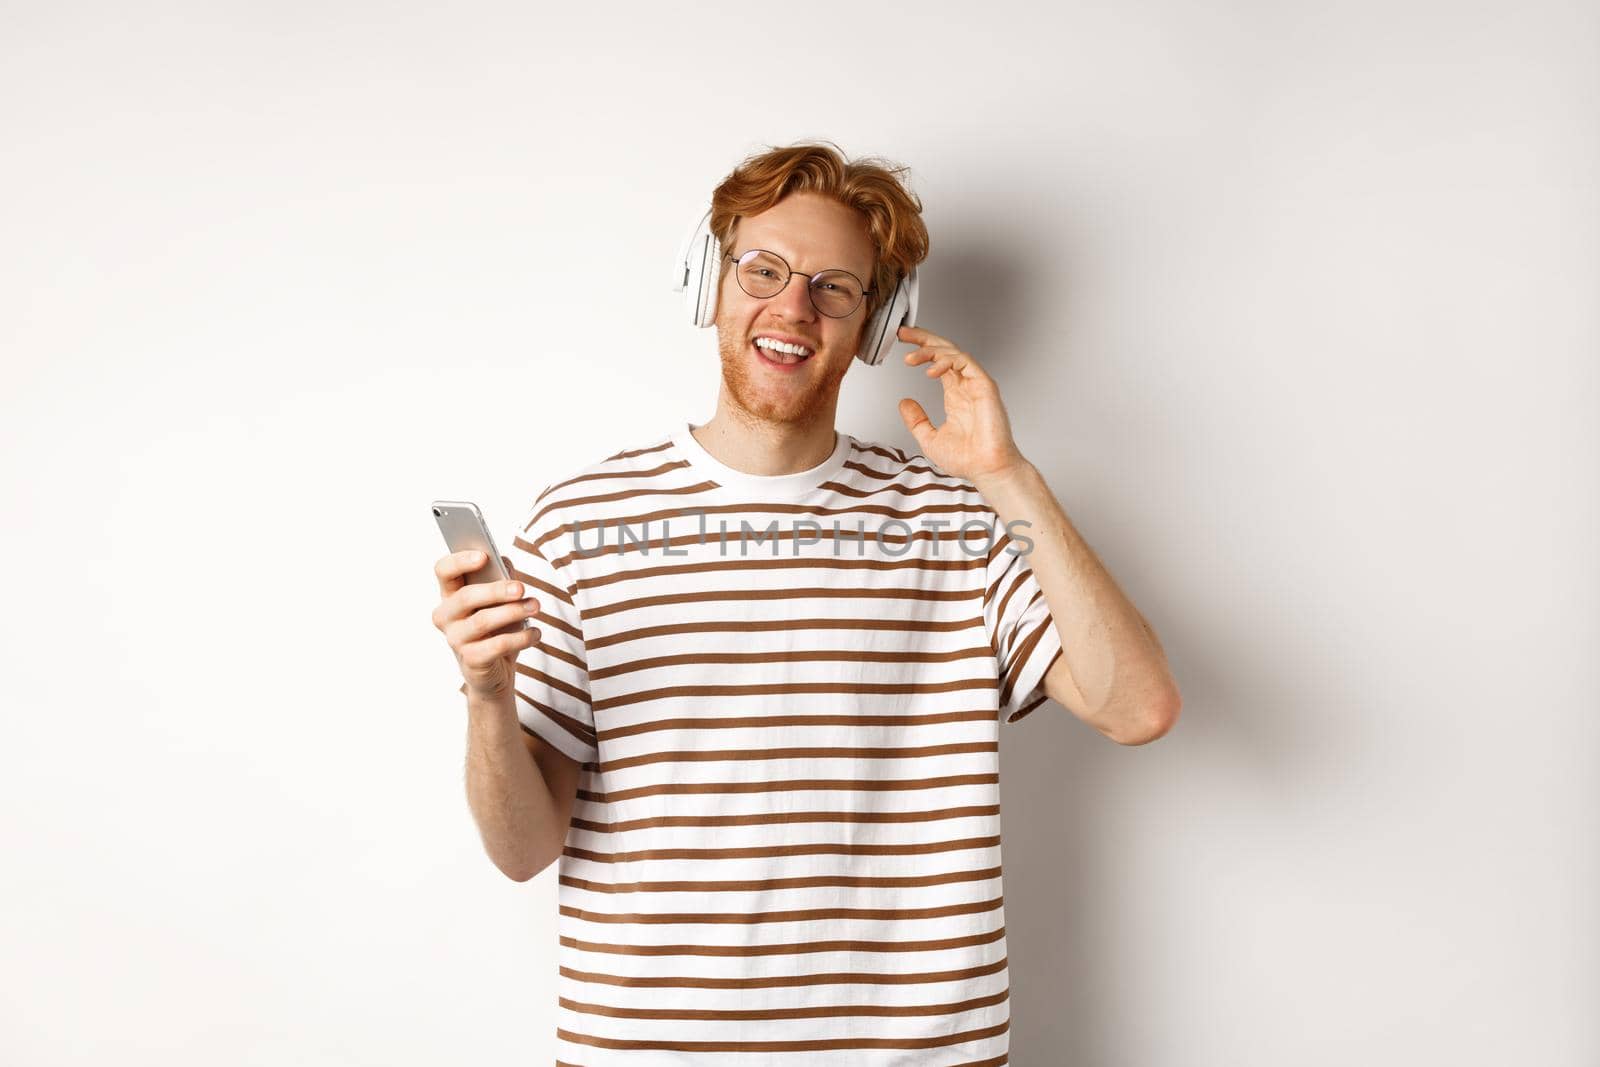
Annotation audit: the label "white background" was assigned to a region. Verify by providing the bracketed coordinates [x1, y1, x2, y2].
[3, 1, 1595, 1063]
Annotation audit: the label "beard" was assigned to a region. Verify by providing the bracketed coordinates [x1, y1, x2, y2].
[711, 309, 858, 429]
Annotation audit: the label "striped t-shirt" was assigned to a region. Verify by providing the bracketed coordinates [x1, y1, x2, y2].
[504, 419, 1065, 1065]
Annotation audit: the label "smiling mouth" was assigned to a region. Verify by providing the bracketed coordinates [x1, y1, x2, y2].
[751, 340, 814, 367]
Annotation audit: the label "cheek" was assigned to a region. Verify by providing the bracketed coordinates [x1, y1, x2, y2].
[718, 289, 758, 329]
[833, 319, 866, 353]
[719, 271, 757, 308]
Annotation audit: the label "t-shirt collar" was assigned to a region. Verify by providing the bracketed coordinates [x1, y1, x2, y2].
[670, 420, 852, 500]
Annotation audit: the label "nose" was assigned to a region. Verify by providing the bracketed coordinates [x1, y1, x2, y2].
[772, 272, 820, 322]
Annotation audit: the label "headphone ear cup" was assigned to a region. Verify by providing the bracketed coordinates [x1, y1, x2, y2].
[695, 228, 721, 328]
[856, 298, 889, 366]
[856, 266, 919, 366]
[672, 205, 720, 329]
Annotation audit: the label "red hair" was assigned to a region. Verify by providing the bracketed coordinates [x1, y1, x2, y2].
[710, 141, 930, 319]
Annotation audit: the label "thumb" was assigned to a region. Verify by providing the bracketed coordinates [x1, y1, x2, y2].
[899, 397, 935, 451]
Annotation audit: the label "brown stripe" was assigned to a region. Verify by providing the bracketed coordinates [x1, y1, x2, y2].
[505, 556, 574, 606]
[535, 497, 987, 556]
[548, 525, 994, 570]
[571, 803, 1000, 835]
[989, 567, 1033, 651]
[504, 551, 584, 644]
[528, 439, 976, 541]
[559, 893, 1002, 927]
[530, 437, 677, 505]
[555, 1019, 1009, 1053]
[593, 648, 993, 685]
[559, 923, 1005, 958]
[1007, 647, 1064, 723]
[536, 477, 728, 530]
[606, 438, 676, 462]
[560, 955, 1007, 990]
[502, 595, 582, 645]
[998, 588, 1049, 671]
[518, 720, 598, 772]
[573, 553, 984, 596]
[998, 612, 1054, 709]
[514, 662, 591, 706]
[986, 529, 1019, 561]
[559, 863, 1003, 896]
[514, 689, 597, 749]
[999, 596, 1046, 679]
[578, 771, 998, 805]
[846, 457, 974, 490]
[598, 681, 998, 713]
[599, 740, 998, 774]
[587, 615, 983, 652]
[559, 985, 1007, 1021]
[525, 459, 695, 530]
[594, 679, 1000, 714]
[583, 582, 980, 622]
[595, 706, 995, 740]
[820, 479, 989, 502]
[563, 834, 1001, 865]
[521, 633, 584, 674]
[856, 441, 908, 464]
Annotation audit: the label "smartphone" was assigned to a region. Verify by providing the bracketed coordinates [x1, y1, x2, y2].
[431, 500, 532, 630]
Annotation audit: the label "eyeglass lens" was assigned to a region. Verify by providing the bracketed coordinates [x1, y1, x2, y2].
[733, 250, 866, 318]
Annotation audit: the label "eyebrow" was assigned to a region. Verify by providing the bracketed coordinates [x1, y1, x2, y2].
[735, 241, 873, 279]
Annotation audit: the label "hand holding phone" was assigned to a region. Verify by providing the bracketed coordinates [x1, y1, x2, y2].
[430, 500, 541, 701]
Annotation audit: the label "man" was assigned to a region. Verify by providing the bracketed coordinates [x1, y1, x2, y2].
[431, 142, 1180, 1062]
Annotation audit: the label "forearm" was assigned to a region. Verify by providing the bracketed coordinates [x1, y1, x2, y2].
[463, 691, 563, 881]
[976, 460, 1179, 732]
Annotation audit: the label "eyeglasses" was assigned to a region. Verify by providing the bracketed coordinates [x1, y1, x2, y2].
[725, 249, 874, 319]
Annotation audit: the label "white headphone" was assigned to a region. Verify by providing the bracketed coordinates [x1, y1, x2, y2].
[671, 202, 919, 367]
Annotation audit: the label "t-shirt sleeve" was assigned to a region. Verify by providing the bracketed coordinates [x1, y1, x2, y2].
[502, 509, 598, 766]
[984, 524, 1065, 724]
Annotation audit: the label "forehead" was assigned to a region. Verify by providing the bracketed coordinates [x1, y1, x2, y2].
[732, 192, 875, 276]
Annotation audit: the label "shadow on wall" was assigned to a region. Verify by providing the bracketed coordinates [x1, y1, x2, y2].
[848, 217, 1076, 450]
[910, 223, 1043, 376]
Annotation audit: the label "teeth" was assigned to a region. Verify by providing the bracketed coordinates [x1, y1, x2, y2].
[755, 337, 813, 358]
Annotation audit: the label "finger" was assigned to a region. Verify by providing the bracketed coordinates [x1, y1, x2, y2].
[451, 597, 542, 647]
[454, 578, 534, 617]
[435, 578, 532, 629]
[899, 396, 933, 433]
[898, 325, 957, 349]
[927, 350, 983, 381]
[903, 347, 962, 374]
[460, 624, 541, 670]
[434, 550, 488, 596]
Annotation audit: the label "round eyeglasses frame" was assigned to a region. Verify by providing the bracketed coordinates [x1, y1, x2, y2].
[725, 249, 874, 319]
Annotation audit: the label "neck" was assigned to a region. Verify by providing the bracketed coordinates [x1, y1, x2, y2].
[691, 404, 839, 477]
